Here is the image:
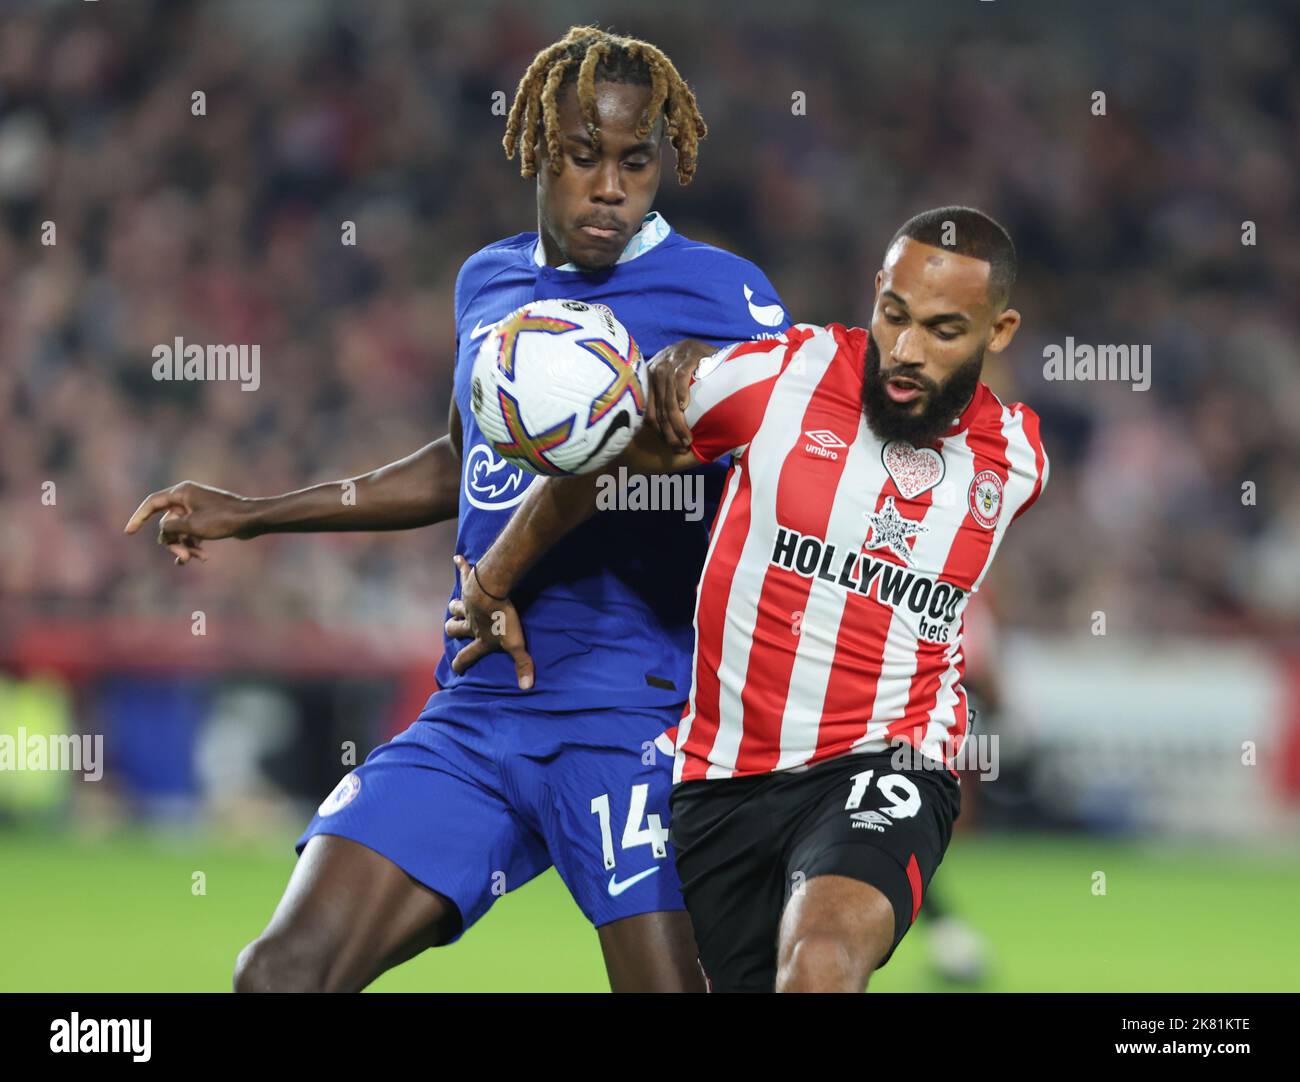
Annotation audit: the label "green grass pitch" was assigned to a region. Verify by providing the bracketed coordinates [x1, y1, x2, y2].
[3, 829, 1296, 992]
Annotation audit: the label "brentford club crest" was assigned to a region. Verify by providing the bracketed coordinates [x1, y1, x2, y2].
[968, 470, 1004, 529]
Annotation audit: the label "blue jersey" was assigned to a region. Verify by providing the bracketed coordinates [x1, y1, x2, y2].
[438, 213, 790, 710]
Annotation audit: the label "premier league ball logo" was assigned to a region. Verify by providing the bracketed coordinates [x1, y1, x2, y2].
[470, 299, 647, 477]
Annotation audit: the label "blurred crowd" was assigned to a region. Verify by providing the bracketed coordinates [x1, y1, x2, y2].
[3, 0, 1298, 644]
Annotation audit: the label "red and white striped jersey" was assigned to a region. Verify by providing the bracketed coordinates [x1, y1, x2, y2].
[674, 323, 1048, 783]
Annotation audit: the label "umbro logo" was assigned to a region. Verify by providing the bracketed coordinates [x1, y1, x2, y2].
[849, 809, 891, 832]
[803, 429, 846, 461]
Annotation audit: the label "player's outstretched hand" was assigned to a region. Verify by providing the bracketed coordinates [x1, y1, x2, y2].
[123, 480, 257, 566]
[446, 554, 535, 689]
[645, 339, 718, 454]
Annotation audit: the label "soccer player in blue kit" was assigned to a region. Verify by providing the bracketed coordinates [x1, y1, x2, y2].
[125, 26, 789, 991]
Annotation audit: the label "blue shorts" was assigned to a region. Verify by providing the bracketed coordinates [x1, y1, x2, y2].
[296, 691, 685, 938]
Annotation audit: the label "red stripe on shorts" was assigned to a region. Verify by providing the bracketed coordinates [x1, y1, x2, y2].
[905, 853, 924, 925]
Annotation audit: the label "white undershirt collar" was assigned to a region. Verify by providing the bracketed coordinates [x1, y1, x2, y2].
[533, 211, 670, 271]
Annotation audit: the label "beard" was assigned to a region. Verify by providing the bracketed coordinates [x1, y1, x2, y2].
[861, 334, 984, 447]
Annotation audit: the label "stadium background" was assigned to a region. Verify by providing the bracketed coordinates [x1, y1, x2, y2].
[2, 0, 1298, 991]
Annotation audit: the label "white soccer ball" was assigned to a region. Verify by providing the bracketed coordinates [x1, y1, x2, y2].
[470, 299, 647, 476]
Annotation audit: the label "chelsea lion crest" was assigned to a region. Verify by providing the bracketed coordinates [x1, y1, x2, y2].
[318, 772, 361, 817]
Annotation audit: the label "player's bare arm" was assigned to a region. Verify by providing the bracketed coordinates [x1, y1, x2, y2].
[124, 396, 464, 565]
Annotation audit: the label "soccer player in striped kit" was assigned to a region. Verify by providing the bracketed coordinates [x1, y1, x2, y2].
[449, 206, 1050, 991]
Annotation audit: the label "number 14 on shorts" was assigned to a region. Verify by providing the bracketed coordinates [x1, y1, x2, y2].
[590, 784, 670, 870]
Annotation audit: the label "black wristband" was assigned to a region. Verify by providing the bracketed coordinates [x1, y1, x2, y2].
[471, 563, 509, 601]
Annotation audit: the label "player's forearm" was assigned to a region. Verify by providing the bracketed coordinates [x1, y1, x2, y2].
[473, 470, 605, 594]
[244, 436, 461, 535]
[475, 426, 694, 595]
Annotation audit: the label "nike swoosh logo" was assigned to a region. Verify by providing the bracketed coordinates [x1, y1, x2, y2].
[607, 866, 660, 897]
[744, 284, 786, 328]
[469, 318, 496, 340]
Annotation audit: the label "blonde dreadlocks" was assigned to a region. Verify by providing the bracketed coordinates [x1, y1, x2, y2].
[502, 26, 708, 185]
